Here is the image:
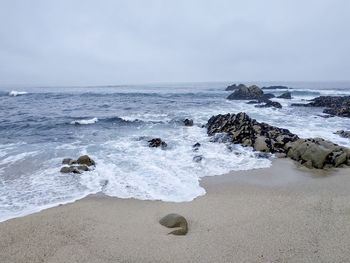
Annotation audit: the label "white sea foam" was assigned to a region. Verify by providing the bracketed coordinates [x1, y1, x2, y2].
[70, 117, 98, 125]
[8, 90, 28, 96]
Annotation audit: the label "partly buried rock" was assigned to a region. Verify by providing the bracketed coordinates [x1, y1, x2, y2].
[335, 130, 350, 139]
[183, 119, 194, 126]
[277, 91, 292, 99]
[192, 142, 201, 151]
[60, 155, 95, 174]
[148, 138, 167, 148]
[159, 213, 188, 235]
[77, 155, 96, 166]
[206, 112, 350, 168]
[227, 85, 264, 100]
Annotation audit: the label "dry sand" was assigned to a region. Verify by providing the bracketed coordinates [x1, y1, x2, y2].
[1, 159, 350, 263]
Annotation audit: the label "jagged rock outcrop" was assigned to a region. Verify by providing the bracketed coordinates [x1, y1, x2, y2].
[292, 96, 350, 118]
[148, 138, 167, 148]
[206, 112, 350, 168]
[277, 91, 292, 99]
[159, 213, 188, 235]
[225, 83, 246, 91]
[335, 130, 350, 139]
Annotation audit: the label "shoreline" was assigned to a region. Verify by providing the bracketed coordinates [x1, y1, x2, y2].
[1, 159, 350, 262]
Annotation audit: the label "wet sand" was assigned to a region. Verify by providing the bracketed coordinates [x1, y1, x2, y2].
[1, 159, 350, 263]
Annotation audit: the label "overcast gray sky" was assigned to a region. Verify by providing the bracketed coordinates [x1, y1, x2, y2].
[0, 0, 349, 86]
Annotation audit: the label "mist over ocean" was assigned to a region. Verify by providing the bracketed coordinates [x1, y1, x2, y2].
[0, 81, 350, 221]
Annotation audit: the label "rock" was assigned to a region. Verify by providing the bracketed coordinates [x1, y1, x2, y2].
[292, 96, 350, 118]
[60, 166, 81, 174]
[77, 155, 95, 166]
[335, 130, 350, 138]
[287, 138, 350, 168]
[225, 83, 246, 91]
[62, 158, 75, 165]
[193, 155, 203, 162]
[255, 100, 282, 109]
[148, 138, 167, 148]
[227, 85, 264, 100]
[207, 112, 298, 154]
[192, 142, 201, 151]
[193, 142, 201, 148]
[206, 112, 350, 169]
[76, 165, 89, 171]
[262, 86, 289, 90]
[275, 152, 287, 158]
[159, 213, 188, 235]
[277, 91, 292, 99]
[183, 119, 194, 126]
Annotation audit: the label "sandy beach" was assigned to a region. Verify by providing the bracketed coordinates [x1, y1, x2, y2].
[1, 159, 350, 263]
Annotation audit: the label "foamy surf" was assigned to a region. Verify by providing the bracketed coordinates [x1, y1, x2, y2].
[70, 117, 98, 125]
[8, 91, 28, 97]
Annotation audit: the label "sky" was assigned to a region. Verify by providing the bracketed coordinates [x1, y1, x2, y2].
[0, 0, 349, 86]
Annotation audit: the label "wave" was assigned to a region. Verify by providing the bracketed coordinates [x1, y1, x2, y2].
[70, 117, 98, 125]
[8, 91, 28, 97]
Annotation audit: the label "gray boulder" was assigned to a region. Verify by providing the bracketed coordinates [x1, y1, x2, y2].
[77, 155, 95, 166]
[335, 130, 350, 139]
[227, 85, 264, 100]
[148, 138, 167, 149]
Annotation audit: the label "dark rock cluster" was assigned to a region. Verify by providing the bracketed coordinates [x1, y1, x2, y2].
[335, 130, 350, 139]
[292, 96, 350, 118]
[183, 119, 194, 126]
[227, 85, 281, 109]
[60, 155, 95, 174]
[206, 112, 350, 169]
[148, 138, 167, 149]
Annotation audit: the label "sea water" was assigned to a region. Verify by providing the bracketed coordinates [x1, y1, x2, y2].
[0, 82, 349, 221]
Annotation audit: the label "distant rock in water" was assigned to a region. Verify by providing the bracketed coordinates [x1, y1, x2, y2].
[227, 85, 264, 100]
[277, 91, 292, 99]
[60, 155, 95, 174]
[183, 119, 194, 126]
[262, 93, 275, 99]
[148, 138, 167, 149]
[262, 86, 289, 90]
[159, 213, 188, 235]
[335, 130, 350, 139]
[255, 100, 282, 109]
[225, 83, 246, 91]
[292, 96, 350, 118]
[206, 112, 350, 169]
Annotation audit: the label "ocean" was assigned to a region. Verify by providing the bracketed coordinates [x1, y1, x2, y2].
[0, 82, 350, 222]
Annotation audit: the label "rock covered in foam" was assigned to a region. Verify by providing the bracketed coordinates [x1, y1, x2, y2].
[148, 138, 167, 149]
[335, 130, 350, 139]
[206, 112, 350, 169]
[60, 155, 95, 174]
[183, 119, 194, 126]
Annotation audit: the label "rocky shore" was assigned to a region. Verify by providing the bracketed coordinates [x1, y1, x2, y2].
[292, 96, 350, 118]
[207, 112, 350, 169]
